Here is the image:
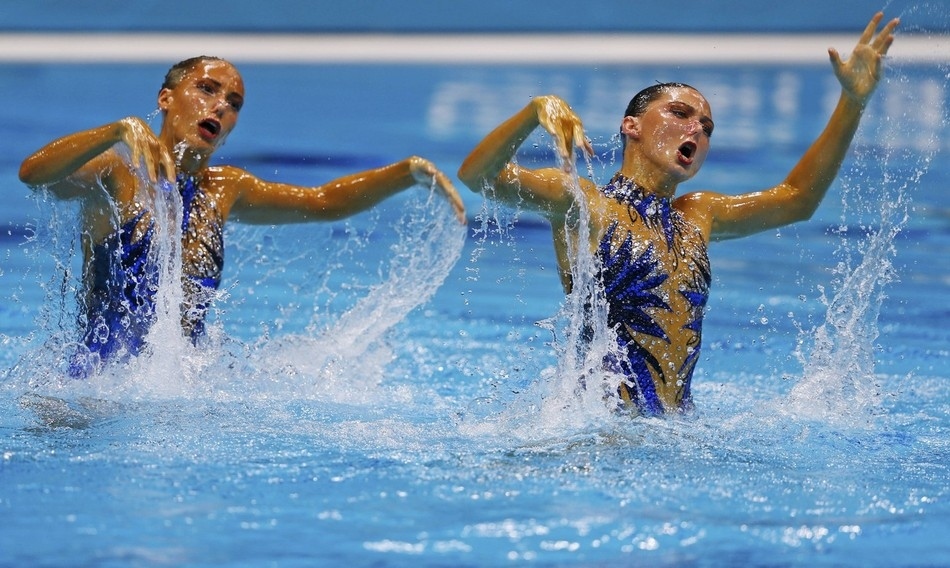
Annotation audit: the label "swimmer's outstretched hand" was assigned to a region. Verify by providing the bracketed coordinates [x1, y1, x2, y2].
[830, 12, 899, 106]
[408, 156, 467, 224]
[118, 116, 176, 183]
[532, 95, 594, 170]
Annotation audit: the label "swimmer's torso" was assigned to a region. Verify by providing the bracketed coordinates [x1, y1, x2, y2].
[79, 169, 228, 359]
[583, 173, 711, 414]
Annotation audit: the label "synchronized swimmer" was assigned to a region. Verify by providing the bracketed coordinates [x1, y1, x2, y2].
[19, 56, 465, 376]
[457, 12, 898, 415]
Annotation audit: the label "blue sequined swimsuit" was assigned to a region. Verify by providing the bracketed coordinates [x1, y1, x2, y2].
[74, 175, 223, 374]
[595, 173, 711, 415]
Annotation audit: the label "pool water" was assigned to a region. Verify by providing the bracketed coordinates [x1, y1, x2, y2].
[1, 44, 949, 567]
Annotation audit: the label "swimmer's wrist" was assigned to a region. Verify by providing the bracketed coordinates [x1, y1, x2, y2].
[841, 91, 871, 112]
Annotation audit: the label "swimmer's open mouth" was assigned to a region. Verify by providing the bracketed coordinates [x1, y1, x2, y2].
[199, 119, 221, 138]
[679, 142, 696, 160]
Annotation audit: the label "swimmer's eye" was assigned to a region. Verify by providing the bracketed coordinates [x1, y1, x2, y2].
[702, 124, 714, 138]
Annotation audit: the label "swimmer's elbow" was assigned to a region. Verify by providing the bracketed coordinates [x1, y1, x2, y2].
[18, 156, 63, 189]
[456, 163, 489, 194]
[457, 155, 517, 194]
[794, 204, 820, 223]
[772, 183, 826, 226]
[18, 160, 42, 187]
[18, 163, 69, 198]
[786, 192, 823, 223]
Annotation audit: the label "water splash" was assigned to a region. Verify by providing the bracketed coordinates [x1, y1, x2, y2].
[784, 52, 948, 425]
[784, 193, 907, 422]
[532, 166, 620, 431]
[255, 185, 467, 404]
[133, 175, 193, 394]
[460, 136, 625, 441]
[11, 167, 465, 413]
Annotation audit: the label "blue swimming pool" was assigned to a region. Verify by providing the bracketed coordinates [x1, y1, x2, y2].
[1, 29, 949, 568]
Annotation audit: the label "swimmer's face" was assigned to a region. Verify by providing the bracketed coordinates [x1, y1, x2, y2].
[622, 86, 714, 184]
[158, 60, 245, 154]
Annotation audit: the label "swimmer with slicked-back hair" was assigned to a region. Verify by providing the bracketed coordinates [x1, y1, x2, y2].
[457, 13, 898, 415]
[19, 56, 466, 376]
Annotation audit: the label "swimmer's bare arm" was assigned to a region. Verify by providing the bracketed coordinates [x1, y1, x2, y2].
[680, 12, 898, 241]
[457, 95, 594, 217]
[224, 156, 466, 224]
[18, 117, 175, 199]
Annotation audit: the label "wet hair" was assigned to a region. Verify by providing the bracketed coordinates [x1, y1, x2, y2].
[160, 55, 225, 92]
[623, 82, 697, 118]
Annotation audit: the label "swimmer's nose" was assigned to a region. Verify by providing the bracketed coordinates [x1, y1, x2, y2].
[686, 118, 713, 139]
[210, 96, 233, 117]
[686, 119, 704, 136]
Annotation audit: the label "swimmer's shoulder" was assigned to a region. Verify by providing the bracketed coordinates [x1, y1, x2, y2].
[674, 189, 723, 224]
[199, 164, 258, 197]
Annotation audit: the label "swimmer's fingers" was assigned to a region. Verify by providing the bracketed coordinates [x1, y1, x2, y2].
[829, 12, 899, 105]
[575, 122, 594, 159]
[434, 172, 467, 224]
[159, 148, 176, 183]
[870, 15, 899, 56]
[147, 137, 176, 183]
[118, 118, 146, 180]
[858, 12, 898, 54]
[535, 113, 571, 163]
[147, 138, 176, 183]
[534, 95, 589, 169]
[561, 121, 593, 170]
[119, 117, 168, 183]
[409, 157, 467, 224]
[858, 12, 885, 45]
[133, 143, 169, 183]
[118, 117, 151, 179]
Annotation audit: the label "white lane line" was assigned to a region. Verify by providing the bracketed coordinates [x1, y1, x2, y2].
[0, 33, 944, 64]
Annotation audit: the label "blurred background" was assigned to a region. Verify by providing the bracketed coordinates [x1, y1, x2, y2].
[1, 0, 948, 33]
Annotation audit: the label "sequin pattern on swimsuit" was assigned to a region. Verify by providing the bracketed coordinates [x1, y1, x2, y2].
[596, 173, 711, 414]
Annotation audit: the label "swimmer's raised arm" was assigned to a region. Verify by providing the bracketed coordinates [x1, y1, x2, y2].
[225, 156, 466, 224]
[684, 12, 899, 241]
[457, 95, 594, 216]
[18, 117, 175, 197]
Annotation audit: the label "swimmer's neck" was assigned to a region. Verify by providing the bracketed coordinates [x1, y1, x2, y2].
[176, 149, 212, 179]
[620, 146, 682, 199]
[616, 167, 678, 200]
[160, 132, 213, 179]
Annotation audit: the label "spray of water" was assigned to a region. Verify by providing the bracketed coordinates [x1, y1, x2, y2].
[256, 184, 467, 404]
[784, 190, 908, 422]
[784, 48, 948, 425]
[459, 135, 625, 442]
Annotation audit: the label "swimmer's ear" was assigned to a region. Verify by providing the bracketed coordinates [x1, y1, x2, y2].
[157, 88, 173, 111]
[620, 115, 641, 140]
